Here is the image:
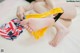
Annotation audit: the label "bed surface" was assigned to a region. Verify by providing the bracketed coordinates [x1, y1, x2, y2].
[0, 0, 80, 53]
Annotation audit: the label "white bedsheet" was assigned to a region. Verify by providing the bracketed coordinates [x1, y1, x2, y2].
[0, 0, 80, 53]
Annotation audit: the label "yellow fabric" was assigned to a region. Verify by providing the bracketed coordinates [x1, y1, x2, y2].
[25, 7, 63, 19]
[31, 27, 48, 40]
[25, 7, 63, 40]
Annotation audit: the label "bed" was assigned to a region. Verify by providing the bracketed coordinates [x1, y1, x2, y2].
[0, 0, 80, 53]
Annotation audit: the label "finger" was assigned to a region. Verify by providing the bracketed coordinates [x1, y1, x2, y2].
[21, 13, 25, 19]
[27, 23, 33, 32]
[28, 27, 33, 32]
[24, 25, 32, 32]
[24, 25, 29, 30]
[16, 13, 20, 18]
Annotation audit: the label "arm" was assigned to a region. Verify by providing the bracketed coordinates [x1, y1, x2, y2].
[44, 0, 55, 8]
[33, 2, 48, 13]
[16, 2, 35, 20]
[33, 2, 54, 18]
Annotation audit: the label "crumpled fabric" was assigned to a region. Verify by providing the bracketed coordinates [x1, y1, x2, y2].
[0, 18, 23, 40]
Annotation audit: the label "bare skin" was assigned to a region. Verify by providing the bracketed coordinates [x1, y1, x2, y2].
[16, 0, 79, 47]
[46, 0, 79, 47]
[33, 0, 78, 47]
[17, 5, 55, 31]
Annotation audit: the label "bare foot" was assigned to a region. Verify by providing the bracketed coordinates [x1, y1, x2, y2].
[49, 26, 69, 47]
[21, 18, 55, 32]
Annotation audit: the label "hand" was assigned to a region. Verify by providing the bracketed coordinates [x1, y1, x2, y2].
[16, 6, 25, 20]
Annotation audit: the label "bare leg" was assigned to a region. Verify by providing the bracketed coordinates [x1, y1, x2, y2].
[21, 7, 55, 31]
[40, 0, 77, 46]
[49, 19, 70, 47]
[33, 2, 69, 46]
[21, 18, 55, 31]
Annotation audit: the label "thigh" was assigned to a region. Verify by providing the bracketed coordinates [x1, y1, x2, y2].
[53, 1, 77, 20]
[59, 18, 72, 28]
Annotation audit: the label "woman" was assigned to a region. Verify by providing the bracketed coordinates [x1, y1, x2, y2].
[17, 0, 78, 47]
[33, 0, 78, 47]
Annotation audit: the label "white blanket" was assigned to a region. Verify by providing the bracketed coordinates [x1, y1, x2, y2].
[0, 0, 80, 53]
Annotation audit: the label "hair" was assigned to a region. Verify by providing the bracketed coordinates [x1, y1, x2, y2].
[26, 0, 35, 3]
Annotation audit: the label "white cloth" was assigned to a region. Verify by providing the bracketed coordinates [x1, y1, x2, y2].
[0, 0, 80, 53]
